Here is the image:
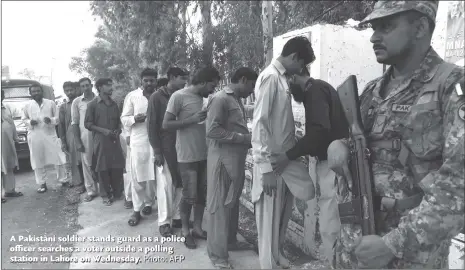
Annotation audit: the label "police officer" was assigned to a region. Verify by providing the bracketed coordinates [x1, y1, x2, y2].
[327, 1, 465, 268]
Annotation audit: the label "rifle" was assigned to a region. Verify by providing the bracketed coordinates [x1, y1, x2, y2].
[336, 75, 376, 236]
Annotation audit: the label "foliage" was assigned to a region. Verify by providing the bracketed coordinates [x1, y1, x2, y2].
[69, 0, 376, 102]
[273, 1, 376, 36]
[17, 68, 46, 82]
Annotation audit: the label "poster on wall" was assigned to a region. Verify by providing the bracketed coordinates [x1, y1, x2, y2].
[445, 1, 464, 65]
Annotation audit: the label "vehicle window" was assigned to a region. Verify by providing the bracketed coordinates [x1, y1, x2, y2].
[2, 87, 31, 98]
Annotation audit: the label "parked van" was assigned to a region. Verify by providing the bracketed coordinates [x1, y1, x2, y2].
[1, 79, 56, 161]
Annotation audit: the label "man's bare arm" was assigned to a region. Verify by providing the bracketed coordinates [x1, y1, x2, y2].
[162, 111, 198, 130]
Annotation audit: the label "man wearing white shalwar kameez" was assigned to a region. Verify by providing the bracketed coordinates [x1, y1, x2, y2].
[2, 90, 23, 202]
[121, 68, 158, 226]
[22, 84, 68, 193]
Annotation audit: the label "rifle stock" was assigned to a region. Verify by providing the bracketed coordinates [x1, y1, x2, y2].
[336, 75, 377, 236]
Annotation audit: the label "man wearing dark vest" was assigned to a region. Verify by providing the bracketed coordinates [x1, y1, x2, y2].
[327, 1, 464, 268]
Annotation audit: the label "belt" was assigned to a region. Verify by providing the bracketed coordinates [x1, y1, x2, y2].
[338, 192, 424, 224]
[375, 192, 424, 212]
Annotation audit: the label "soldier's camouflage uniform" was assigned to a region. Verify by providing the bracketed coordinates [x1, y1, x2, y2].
[335, 1, 465, 268]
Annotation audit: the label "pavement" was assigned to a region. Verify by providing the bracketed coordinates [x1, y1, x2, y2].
[69, 188, 260, 269]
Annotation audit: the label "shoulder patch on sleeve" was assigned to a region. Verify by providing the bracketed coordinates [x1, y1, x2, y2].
[456, 82, 464, 96]
[459, 104, 465, 121]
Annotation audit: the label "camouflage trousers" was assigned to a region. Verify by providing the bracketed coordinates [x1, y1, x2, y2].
[334, 223, 450, 269]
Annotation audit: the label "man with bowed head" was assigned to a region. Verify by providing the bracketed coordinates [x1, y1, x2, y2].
[205, 67, 258, 269]
[327, 1, 464, 268]
[163, 66, 220, 249]
[147, 67, 189, 236]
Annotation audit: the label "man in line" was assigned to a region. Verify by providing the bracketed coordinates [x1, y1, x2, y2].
[163, 66, 220, 249]
[251, 36, 316, 269]
[205, 67, 257, 269]
[271, 66, 349, 267]
[85, 78, 125, 206]
[72, 77, 98, 202]
[121, 68, 158, 226]
[328, 1, 464, 268]
[2, 90, 22, 201]
[22, 84, 66, 193]
[59, 81, 85, 193]
[147, 67, 189, 236]
[156, 78, 169, 88]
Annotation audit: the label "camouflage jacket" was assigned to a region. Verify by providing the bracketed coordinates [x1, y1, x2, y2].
[338, 48, 464, 267]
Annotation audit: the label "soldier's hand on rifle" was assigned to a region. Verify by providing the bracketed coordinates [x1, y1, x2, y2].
[354, 235, 395, 269]
[271, 153, 290, 176]
[327, 139, 353, 190]
[262, 171, 277, 196]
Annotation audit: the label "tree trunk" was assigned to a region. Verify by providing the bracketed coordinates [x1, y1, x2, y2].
[178, 1, 189, 68]
[200, 0, 213, 66]
[261, 0, 273, 68]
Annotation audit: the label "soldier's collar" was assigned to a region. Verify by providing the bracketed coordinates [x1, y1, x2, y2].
[378, 47, 441, 86]
[410, 47, 441, 83]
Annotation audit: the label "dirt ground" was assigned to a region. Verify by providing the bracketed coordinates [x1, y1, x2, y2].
[1, 161, 82, 269]
[1, 160, 326, 269]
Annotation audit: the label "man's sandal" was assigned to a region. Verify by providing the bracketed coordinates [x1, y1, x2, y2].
[128, 213, 141, 226]
[228, 241, 254, 251]
[159, 224, 172, 237]
[192, 230, 207, 240]
[183, 234, 197, 249]
[37, 185, 47, 193]
[124, 200, 133, 209]
[102, 199, 113, 206]
[141, 206, 152, 215]
[213, 261, 233, 269]
[83, 194, 96, 202]
[4, 191, 23, 197]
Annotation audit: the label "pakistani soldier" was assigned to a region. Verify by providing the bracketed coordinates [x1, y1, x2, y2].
[328, 1, 465, 269]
